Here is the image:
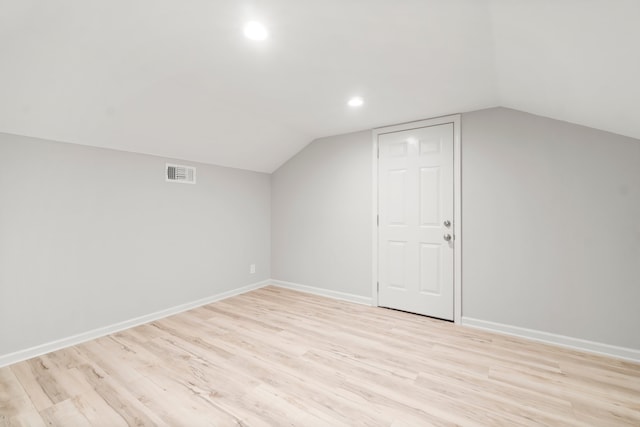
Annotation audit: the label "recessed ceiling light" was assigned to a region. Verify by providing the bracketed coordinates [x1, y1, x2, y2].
[348, 97, 364, 107]
[244, 21, 268, 41]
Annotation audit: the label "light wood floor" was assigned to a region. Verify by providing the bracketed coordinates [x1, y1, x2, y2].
[1, 286, 639, 426]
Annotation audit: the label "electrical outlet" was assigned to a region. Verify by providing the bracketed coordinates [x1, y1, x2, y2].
[249, 264, 256, 274]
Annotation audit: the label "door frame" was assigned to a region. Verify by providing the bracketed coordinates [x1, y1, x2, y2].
[371, 114, 462, 323]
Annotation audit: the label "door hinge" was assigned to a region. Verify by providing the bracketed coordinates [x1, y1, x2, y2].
[377, 215, 379, 226]
[377, 281, 379, 292]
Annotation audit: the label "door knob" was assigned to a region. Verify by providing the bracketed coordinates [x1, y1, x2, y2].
[443, 234, 452, 241]
[443, 220, 451, 227]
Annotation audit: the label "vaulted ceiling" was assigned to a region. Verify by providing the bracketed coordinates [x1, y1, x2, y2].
[1, 0, 638, 172]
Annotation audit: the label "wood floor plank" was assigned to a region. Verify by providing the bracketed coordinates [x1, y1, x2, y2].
[39, 399, 92, 427]
[75, 363, 169, 426]
[0, 368, 46, 427]
[1, 285, 639, 426]
[69, 390, 129, 427]
[126, 374, 242, 427]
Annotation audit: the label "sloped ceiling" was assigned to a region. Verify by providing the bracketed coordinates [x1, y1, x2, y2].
[0, 0, 638, 173]
[490, 0, 640, 140]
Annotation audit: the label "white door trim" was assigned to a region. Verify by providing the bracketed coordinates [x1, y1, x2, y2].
[371, 114, 462, 323]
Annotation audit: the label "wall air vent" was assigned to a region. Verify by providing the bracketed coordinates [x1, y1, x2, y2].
[166, 163, 196, 184]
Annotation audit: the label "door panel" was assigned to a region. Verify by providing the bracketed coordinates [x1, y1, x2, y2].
[419, 243, 441, 295]
[419, 167, 440, 226]
[378, 123, 454, 320]
[387, 169, 407, 225]
[387, 241, 407, 290]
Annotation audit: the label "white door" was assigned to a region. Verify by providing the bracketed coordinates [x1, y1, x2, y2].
[378, 123, 454, 320]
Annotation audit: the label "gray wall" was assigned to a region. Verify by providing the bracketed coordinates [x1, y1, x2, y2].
[3, 106, 638, 357]
[0, 133, 270, 356]
[271, 130, 372, 297]
[462, 108, 640, 349]
[270, 108, 640, 350]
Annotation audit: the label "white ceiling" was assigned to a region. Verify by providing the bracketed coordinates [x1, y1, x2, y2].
[1, 0, 638, 173]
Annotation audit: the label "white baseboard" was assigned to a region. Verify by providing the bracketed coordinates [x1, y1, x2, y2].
[0, 280, 270, 368]
[462, 317, 640, 363]
[271, 280, 372, 306]
[11, 281, 634, 368]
